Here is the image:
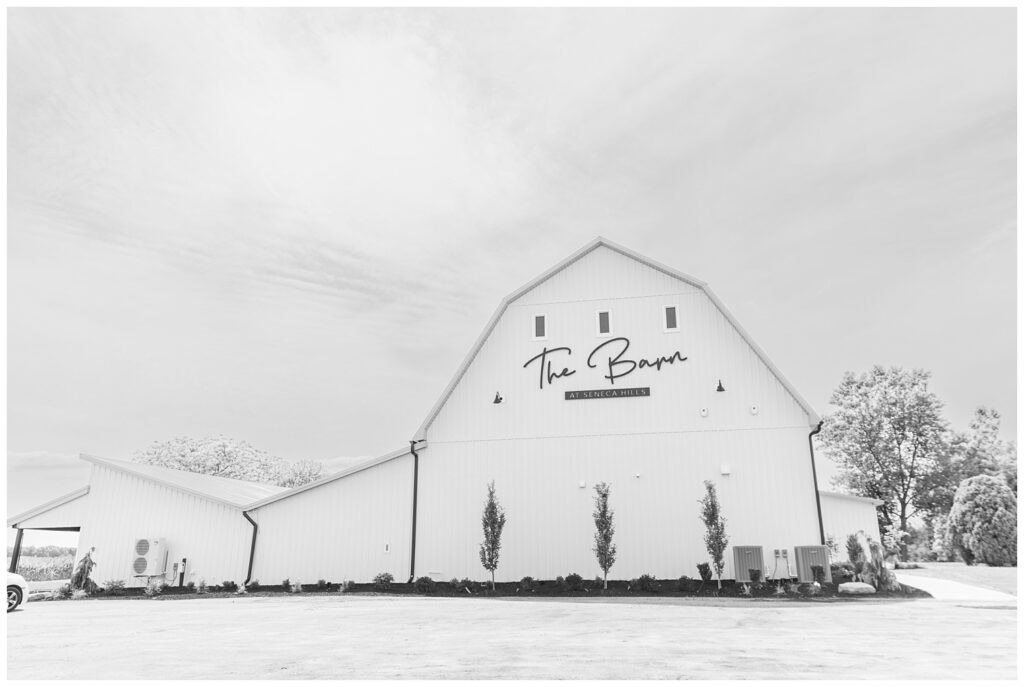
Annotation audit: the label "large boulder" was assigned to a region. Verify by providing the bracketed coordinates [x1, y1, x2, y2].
[839, 581, 876, 595]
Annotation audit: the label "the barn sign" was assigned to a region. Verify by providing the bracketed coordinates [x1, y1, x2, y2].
[523, 336, 687, 389]
[564, 387, 650, 400]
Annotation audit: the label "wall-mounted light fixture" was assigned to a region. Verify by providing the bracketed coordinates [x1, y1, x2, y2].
[578, 480, 586, 489]
[493, 392, 503, 404]
[750, 405, 759, 415]
[721, 464, 731, 476]
[700, 407, 709, 417]
[716, 380, 725, 392]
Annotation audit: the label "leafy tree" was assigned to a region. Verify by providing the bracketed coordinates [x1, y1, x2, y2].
[948, 475, 1017, 567]
[819, 367, 954, 559]
[958, 407, 1017, 493]
[478, 481, 507, 590]
[592, 482, 616, 590]
[277, 460, 325, 488]
[698, 480, 728, 590]
[133, 436, 323, 488]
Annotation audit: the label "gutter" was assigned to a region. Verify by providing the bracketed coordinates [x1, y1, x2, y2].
[408, 440, 420, 583]
[242, 511, 258, 586]
[807, 421, 826, 545]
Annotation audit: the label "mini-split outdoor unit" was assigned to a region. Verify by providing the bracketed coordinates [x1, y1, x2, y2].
[794, 545, 832, 583]
[132, 538, 168, 578]
[732, 546, 764, 582]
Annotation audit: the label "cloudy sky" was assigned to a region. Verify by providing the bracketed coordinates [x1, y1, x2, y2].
[7, 8, 1016, 527]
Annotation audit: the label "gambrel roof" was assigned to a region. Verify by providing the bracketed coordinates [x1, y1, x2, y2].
[414, 237, 820, 441]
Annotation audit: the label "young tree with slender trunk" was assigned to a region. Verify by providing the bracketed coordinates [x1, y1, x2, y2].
[479, 481, 506, 590]
[699, 480, 728, 590]
[593, 482, 616, 590]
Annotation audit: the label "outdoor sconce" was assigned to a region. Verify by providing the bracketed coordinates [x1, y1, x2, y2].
[700, 407, 709, 417]
[750, 405, 759, 415]
[716, 380, 725, 392]
[578, 480, 586, 488]
[493, 392, 503, 404]
[721, 464, 731, 476]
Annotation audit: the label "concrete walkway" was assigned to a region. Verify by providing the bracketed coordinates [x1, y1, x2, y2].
[896, 572, 1017, 602]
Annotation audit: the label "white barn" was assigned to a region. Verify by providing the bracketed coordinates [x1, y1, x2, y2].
[11, 238, 880, 586]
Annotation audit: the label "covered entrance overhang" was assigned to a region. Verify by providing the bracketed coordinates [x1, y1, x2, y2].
[7, 486, 89, 573]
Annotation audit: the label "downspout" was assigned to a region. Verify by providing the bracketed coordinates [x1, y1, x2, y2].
[242, 511, 258, 587]
[408, 440, 420, 583]
[9, 527, 24, 574]
[808, 421, 826, 545]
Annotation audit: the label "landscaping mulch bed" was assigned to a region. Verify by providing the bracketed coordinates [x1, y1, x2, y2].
[35, 577, 931, 602]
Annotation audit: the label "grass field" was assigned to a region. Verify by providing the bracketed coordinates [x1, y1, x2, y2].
[901, 562, 1016, 596]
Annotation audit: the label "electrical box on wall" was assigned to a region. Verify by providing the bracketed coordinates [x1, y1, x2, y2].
[732, 546, 765, 582]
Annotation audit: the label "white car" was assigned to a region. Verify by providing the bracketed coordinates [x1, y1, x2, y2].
[8, 572, 27, 612]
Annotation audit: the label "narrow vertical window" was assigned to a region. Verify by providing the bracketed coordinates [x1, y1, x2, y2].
[664, 305, 678, 331]
[597, 310, 611, 336]
[533, 314, 546, 340]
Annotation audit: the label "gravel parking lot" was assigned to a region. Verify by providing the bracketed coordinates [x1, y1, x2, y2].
[7, 594, 1016, 679]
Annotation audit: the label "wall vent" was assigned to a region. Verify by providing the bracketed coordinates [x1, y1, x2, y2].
[794, 545, 832, 583]
[732, 546, 764, 582]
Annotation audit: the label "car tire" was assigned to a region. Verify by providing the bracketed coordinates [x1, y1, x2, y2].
[8, 585, 23, 612]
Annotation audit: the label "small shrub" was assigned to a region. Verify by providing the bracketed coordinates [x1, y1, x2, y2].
[697, 563, 712, 583]
[185, 581, 196, 593]
[144, 582, 163, 598]
[459, 578, 475, 593]
[102, 579, 126, 596]
[291, 579, 302, 593]
[316, 579, 330, 591]
[221, 580, 238, 593]
[738, 583, 751, 597]
[159, 582, 171, 593]
[555, 575, 565, 589]
[748, 569, 762, 586]
[282, 578, 291, 591]
[414, 576, 436, 594]
[71, 589, 89, 600]
[246, 580, 261, 592]
[635, 574, 660, 592]
[449, 577, 460, 590]
[197, 579, 208, 594]
[519, 576, 534, 592]
[373, 572, 394, 591]
[564, 573, 584, 591]
[677, 575, 695, 592]
[810, 565, 826, 584]
[343, 580, 355, 592]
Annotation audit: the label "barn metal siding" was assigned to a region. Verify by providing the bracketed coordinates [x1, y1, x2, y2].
[414, 244, 820, 582]
[820, 493, 882, 551]
[13, 493, 89, 529]
[416, 427, 820, 582]
[249, 453, 414, 584]
[429, 254, 810, 444]
[76, 464, 252, 587]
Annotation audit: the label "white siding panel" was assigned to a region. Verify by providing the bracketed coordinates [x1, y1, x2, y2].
[250, 453, 414, 584]
[76, 465, 252, 587]
[429, 288, 809, 444]
[417, 427, 820, 582]
[820, 493, 882, 552]
[16, 494, 89, 529]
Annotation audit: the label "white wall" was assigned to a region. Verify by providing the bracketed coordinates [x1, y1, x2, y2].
[417, 428, 821, 582]
[820, 492, 882, 558]
[77, 464, 252, 587]
[250, 452, 414, 584]
[416, 244, 820, 582]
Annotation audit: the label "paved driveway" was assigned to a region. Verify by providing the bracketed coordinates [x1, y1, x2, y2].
[7, 594, 1016, 679]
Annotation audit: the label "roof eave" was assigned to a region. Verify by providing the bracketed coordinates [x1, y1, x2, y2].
[8, 486, 90, 528]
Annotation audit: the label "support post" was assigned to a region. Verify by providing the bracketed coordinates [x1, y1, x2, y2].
[9, 528, 24, 574]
